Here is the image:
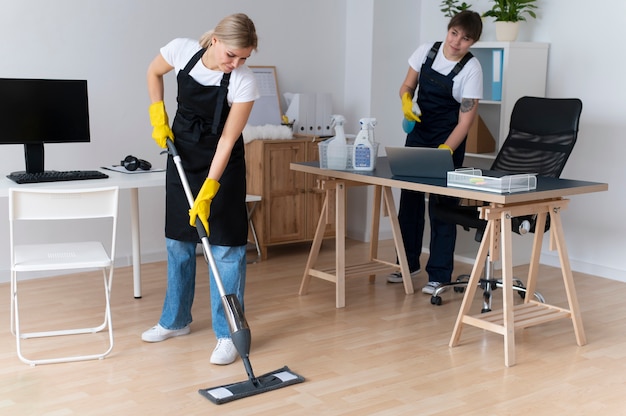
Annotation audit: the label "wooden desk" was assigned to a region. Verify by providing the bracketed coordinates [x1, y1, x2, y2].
[291, 157, 608, 366]
[1, 170, 165, 298]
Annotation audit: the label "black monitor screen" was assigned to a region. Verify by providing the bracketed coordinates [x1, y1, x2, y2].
[0, 78, 90, 173]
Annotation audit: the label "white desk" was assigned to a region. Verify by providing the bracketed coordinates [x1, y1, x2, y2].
[0, 170, 166, 298]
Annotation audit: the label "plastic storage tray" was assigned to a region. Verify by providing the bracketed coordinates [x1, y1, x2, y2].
[318, 140, 379, 171]
[447, 168, 537, 193]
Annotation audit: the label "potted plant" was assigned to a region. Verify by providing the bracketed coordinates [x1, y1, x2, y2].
[439, 0, 472, 18]
[482, 0, 538, 41]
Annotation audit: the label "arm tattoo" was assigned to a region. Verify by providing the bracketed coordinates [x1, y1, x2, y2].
[460, 98, 476, 113]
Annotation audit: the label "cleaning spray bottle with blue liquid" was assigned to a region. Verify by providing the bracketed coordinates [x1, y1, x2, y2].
[352, 117, 377, 171]
[402, 99, 421, 133]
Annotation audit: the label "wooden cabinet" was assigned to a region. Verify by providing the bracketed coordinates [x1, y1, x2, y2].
[468, 42, 549, 159]
[245, 135, 334, 259]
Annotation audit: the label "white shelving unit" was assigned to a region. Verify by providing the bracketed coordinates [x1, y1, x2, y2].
[467, 41, 549, 161]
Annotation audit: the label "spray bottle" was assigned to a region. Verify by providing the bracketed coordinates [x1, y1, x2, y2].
[402, 101, 421, 133]
[352, 117, 377, 170]
[325, 114, 348, 169]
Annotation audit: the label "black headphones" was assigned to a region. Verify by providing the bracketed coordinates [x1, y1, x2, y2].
[121, 155, 152, 171]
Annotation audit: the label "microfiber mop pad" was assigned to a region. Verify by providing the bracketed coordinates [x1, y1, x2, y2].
[198, 366, 305, 405]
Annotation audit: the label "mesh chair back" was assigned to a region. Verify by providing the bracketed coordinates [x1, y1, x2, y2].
[491, 97, 582, 178]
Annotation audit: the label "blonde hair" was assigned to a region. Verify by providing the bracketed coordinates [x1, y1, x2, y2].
[199, 13, 258, 51]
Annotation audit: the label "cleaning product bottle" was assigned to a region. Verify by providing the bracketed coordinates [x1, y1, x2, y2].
[352, 118, 377, 171]
[364, 117, 377, 144]
[324, 114, 348, 169]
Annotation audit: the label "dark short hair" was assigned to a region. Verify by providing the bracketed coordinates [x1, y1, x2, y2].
[448, 10, 483, 42]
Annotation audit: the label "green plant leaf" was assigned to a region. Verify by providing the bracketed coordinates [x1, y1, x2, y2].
[482, 0, 537, 22]
[439, 0, 473, 18]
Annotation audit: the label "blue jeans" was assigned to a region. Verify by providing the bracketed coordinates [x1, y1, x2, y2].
[159, 238, 246, 339]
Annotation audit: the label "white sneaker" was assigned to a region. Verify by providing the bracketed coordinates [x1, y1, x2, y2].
[421, 281, 443, 295]
[141, 323, 190, 342]
[210, 338, 238, 365]
[387, 268, 421, 283]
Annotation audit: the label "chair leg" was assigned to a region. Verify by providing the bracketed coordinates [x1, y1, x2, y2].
[479, 257, 496, 313]
[245, 196, 262, 264]
[10, 270, 16, 336]
[13, 267, 114, 366]
[497, 280, 546, 303]
[430, 253, 545, 308]
[431, 253, 496, 306]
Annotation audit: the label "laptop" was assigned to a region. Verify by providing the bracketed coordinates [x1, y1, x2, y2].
[385, 146, 454, 178]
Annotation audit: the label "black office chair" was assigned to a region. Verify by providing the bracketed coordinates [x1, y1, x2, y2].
[430, 96, 583, 311]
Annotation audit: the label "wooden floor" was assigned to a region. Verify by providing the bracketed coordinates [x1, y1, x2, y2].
[2, 239, 626, 415]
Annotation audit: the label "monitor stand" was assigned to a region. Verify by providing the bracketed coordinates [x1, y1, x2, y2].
[10, 143, 45, 176]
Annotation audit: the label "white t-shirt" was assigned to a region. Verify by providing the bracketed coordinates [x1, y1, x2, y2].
[408, 42, 483, 103]
[160, 38, 260, 106]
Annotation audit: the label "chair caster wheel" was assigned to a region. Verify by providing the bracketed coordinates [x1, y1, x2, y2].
[453, 286, 465, 293]
[481, 308, 491, 313]
[518, 291, 526, 299]
[431, 295, 442, 305]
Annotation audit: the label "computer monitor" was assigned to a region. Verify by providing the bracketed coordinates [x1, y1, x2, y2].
[0, 78, 90, 174]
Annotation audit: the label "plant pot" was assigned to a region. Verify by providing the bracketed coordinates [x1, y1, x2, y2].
[495, 21, 520, 41]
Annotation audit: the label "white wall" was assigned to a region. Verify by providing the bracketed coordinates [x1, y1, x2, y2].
[344, 0, 419, 241]
[0, 0, 347, 282]
[1, 0, 624, 283]
[415, 0, 626, 282]
[531, 1, 626, 281]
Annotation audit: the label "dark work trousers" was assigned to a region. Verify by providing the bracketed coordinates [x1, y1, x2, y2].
[398, 190, 458, 283]
[397, 41, 470, 284]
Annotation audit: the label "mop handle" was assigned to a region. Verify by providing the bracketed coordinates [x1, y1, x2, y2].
[166, 138, 228, 299]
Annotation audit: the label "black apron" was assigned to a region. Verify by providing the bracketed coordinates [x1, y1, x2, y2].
[406, 41, 473, 168]
[165, 48, 247, 246]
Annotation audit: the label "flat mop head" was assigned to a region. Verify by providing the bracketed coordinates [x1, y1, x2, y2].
[199, 366, 305, 405]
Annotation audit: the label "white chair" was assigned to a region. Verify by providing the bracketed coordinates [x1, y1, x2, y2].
[9, 186, 119, 365]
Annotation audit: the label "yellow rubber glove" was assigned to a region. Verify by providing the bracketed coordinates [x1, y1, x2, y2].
[149, 101, 174, 148]
[401, 92, 421, 123]
[438, 143, 453, 155]
[189, 178, 220, 235]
